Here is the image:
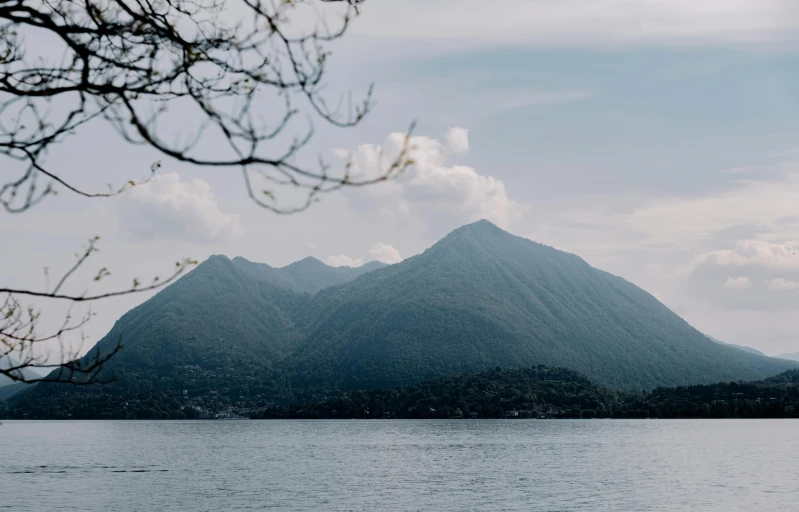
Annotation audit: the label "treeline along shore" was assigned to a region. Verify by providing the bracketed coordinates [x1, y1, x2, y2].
[255, 366, 799, 420]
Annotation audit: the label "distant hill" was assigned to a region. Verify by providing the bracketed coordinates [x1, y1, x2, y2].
[706, 336, 766, 356]
[777, 352, 799, 362]
[0, 382, 31, 401]
[231, 256, 386, 294]
[0, 356, 44, 388]
[7, 220, 797, 419]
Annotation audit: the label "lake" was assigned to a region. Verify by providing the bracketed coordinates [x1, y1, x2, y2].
[1, 420, 797, 511]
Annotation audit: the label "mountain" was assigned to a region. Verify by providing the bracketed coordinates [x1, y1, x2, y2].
[267, 257, 386, 294]
[6, 220, 797, 419]
[3, 256, 379, 418]
[0, 356, 44, 388]
[706, 336, 766, 356]
[63, 255, 387, 373]
[289, 221, 796, 390]
[777, 352, 799, 362]
[0, 382, 31, 401]
[231, 256, 386, 294]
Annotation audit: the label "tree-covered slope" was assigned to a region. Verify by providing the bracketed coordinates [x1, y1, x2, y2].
[3, 255, 308, 417]
[77, 255, 382, 373]
[7, 220, 796, 419]
[86, 254, 309, 372]
[641, 369, 799, 418]
[289, 220, 795, 390]
[5, 254, 389, 418]
[0, 382, 31, 401]
[258, 366, 628, 419]
[259, 366, 799, 420]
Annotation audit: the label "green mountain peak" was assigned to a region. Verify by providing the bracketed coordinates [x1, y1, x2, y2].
[7, 221, 797, 417]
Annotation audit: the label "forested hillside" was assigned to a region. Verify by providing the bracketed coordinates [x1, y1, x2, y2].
[6, 220, 796, 419]
[258, 367, 799, 420]
[636, 369, 799, 418]
[258, 366, 629, 419]
[288, 221, 795, 390]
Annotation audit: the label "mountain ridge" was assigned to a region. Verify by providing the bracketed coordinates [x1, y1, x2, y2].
[706, 335, 766, 357]
[7, 220, 797, 418]
[288, 220, 795, 390]
[0, 356, 44, 388]
[777, 352, 799, 362]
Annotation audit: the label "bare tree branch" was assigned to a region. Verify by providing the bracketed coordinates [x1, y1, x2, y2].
[1, 0, 413, 215]
[1, 235, 197, 385]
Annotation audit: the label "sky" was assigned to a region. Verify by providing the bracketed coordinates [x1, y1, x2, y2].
[2, 0, 799, 357]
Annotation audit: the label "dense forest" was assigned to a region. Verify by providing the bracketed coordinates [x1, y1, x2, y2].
[257, 366, 629, 419]
[5, 365, 799, 420]
[257, 366, 799, 420]
[5, 221, 797, 419]
[641, 369, 799, 418]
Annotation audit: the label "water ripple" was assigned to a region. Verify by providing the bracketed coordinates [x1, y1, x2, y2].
[1, 419, 797, 511]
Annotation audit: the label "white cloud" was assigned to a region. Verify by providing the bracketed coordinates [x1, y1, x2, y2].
[767, 278, 799, 290]
[351, 0, 799, 48]
[541, 161, 799, 253]
[118, 172, 243, 243]
[723, 276, 752, 289]
[625, 167, 799, 246]
[327, 254, 364, 268]
[368, 243, 403, 264]
[306, 243, 318, 252]
[686, 240, 799, 273]
[327, 243, 403, 267]
[442, 127, 470, 155]
[341, 128, 522, 236]
[669, 240, 799, 311]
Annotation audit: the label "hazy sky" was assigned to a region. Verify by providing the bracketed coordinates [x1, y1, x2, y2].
[2, 0, 799, 356]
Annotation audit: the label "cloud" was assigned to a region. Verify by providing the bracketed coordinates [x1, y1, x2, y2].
[685, 240, 799, 273]
[350, 0, 799, 48]
[442, 127, 469, 154]
[327, 254, 364, 268]
[623, 165, 799, 246]
[540, 160, 799, 255]
[723, 276, 752, 290]
[341, 128, 522, 236]
[376, 81, 593, 127]
[767, 278, 799, 290]
[327, 243, 403, 267]
[118, 172, 243, 243]
[673, 239, 799, 311]
[368, 243, 403, 264]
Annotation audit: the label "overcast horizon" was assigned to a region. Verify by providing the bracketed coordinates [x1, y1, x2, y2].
[2, 0, 799, 356]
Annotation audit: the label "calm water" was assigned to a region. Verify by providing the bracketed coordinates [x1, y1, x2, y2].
[1, 420, 797, 511]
